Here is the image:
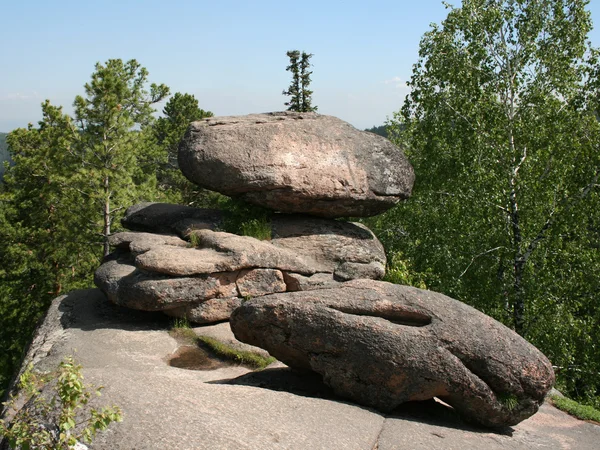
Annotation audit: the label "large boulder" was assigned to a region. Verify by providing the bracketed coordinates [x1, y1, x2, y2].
[178, 112, 415, 218]
[230, 279, 555, 428]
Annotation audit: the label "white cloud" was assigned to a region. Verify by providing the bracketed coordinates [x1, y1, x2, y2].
[2, 91, 40, 101]
[384, 76, 406, 89]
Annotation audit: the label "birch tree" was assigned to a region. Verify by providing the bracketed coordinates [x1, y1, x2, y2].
[377, 0, 600, 404]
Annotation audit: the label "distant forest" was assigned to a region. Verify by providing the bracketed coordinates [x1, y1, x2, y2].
[0, 132, 12, 180]
[364, 125, 388, 138]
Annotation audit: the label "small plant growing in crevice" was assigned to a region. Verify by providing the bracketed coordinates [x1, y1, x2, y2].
[216, 197, 272, 240]
[239, 217, 271, 241]
[187, 232, 202, 248]
[496, 392, 518, 411]
[0, 356, 122, 449]
[169, 318, 197, 344]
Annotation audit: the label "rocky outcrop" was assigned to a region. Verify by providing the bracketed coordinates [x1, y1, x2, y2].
[230, 279, 555, 428]
[94, 204, 386, 323]
[178, 112, 415, 218]
[8, 290, 592, 449]
[89, 112, 556, 430]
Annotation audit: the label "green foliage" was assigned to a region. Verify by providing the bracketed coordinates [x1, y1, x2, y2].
[187, 232, 202, 248]
[72, 58, 170, 257]
[550, 394, 600, 423]
[0, 132, 12, 181]
[153, 92, 213, 205]
[239, 218, 272, 241]
[216, 197, 272, 240]
[0, 357, 122, 448]
[382, 250, 427, 289]
[376, 0, 600, 405]
[171, 316, 191, 330]
[0, 59, 172, 399]
[496, 393, 518, 411]
[283, 50, 317, 112]
[196, 336, 276, 370]
[169, 322, 198, 344]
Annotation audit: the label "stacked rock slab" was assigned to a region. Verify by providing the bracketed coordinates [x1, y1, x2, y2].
[94, 112, 554, 428]
[94, 202, 388, 323]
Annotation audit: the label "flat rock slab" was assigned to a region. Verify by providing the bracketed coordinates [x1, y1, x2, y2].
[231, 280, 555, 428]
[178, 112, 415, 218]
[119, 202, 386, 281]
[121, 202, 223, 237]
[95, 256, 284, 320]
[4, 289, 599, 449]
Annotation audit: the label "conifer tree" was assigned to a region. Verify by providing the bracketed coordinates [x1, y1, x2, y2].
[283, 50, 317, 112]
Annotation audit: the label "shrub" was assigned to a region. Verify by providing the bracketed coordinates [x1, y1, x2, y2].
[0, 356, 122, 449]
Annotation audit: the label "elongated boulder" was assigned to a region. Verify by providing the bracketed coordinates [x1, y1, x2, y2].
[94, 255, 286, 313]
[230, 279, 555, 428]
[178, 112, 415, 218]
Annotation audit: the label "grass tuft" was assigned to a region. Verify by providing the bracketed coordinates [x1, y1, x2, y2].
[187, 232, 202, 248]
[196, 335, 276, 370]
[550, 394, 600, 423]
[497, 392, 519, 411]
[169, 320, 275, 370]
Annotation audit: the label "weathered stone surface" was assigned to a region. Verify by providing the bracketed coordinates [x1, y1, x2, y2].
[7, 290, 599, 449]
[271, 215, 386, 280]
[93, 252, 137, 302]
[118, 203, 387, 281]
[236, 269, 286, 298]
[282, 272, 340, 292]
[135, 230, 318, 276]
[164, 297, 242, 324]
[108, 232, 187, 256]
[178, 112, 415, 217]
[96, 256, 289, 320]
[230, 279, 555, 428]
[98, 204, 386, 323]
[95, 257, 238, 311]
[121, 202, 222, 238]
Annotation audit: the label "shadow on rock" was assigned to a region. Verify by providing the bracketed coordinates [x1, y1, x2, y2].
[208, 367, 337, 400]
[389, 399, 515, 436]
[58, 289, 172, 333]
[213, 367, 515, 435]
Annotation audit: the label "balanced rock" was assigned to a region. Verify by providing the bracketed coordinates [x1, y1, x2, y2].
[230, 279, 555, 428]
[178, 112, 415, 218]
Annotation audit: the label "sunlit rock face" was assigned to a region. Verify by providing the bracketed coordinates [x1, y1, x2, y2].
[178, 111, 415, 218]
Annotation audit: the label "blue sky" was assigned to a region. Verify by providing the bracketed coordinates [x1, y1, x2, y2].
[1, 0, 600, 132]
